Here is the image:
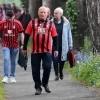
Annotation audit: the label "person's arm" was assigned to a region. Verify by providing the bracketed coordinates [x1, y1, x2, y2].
[20, 32, 24, 46]
[51, 23, 58, 56]
[22, 20, 32, 54]
[23, 33, 30, 50]
[52, 36, 58, 51]
[16, 13, 23, 20]
[68, 22, 73, 50]
[17, 20, 24, 45]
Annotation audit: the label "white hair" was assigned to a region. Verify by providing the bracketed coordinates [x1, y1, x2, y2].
[54, 7, 63, 15]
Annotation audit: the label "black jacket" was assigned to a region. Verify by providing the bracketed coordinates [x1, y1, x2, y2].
[16, 12, 32, 30]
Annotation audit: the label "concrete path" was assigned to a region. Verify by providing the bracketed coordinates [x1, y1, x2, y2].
[0, 51, 100, 100]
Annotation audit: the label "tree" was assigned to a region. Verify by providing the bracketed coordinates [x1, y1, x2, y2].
[21, 0, 28, 10]
[86, 0, 100, 52]
[29, 0, 42, 18]
[28, 0, 66, 18]
[66, 0, 88, 50]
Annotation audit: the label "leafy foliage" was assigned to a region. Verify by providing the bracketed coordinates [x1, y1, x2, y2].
[0, 0, 21, 7]
[21, 0, 28, 11]
[66, 0, 79, 35]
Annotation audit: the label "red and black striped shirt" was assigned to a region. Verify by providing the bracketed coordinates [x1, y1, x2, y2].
[0, 19, 24, 48]
[25, 18, 57, 53]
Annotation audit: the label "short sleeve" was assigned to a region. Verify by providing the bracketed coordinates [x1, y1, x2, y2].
[17, 21, 24, 33]
[50, 23, 57, 37]
[25, 20, 32, 35]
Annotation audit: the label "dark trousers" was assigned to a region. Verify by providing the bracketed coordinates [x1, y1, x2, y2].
[53, 60, 65, 76]
[52, 51, 65, 76]
[31, 52, 52, 90]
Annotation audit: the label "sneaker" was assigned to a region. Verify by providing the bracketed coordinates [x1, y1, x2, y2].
[10, 77, 16, 83]
[2, 76, 8, 83]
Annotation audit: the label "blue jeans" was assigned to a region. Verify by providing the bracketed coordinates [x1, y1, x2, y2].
[2, 47, 19, 77]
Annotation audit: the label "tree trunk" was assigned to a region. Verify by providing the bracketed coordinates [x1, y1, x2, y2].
[29, 0, 66, 18]
[29, 0, 42, 18]
[43, 0, 66, 15]
[43, 0, 51, 8]
[86, 0, 100, 52]
[73, 0, 87, 50]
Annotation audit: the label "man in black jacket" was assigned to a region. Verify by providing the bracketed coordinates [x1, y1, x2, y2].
[16, 5, 31, 70]
[16, 5, 32, 32]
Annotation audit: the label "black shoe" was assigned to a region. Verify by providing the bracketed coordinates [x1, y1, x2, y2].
[35, 88, 42, 95]
[60, 76, 63, 80]
[54, 76, 59, 81]
[42, 85, 51, 93]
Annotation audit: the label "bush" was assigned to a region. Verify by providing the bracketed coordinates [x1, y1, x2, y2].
[65, 54, 100, 87]
[66, 0, 78, 35]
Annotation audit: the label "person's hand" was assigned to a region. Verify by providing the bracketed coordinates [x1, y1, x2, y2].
[54, 51, 58, 57]
[21, 10, 24, 14]
[20, 45, 23, 49]
[22, 50, 27, 55]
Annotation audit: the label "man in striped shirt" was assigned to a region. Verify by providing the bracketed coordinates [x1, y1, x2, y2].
[0, 10, 24, 83]
[23, 6, 58, 95]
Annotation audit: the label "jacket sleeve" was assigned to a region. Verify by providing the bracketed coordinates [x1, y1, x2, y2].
[68, 22, 73, 47]
[23, 33, 30, 50]
[52, 36, 58, 51]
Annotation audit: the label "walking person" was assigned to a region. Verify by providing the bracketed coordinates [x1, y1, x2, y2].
[16, 5, 32, 70]
[22, 6, 58, 95]
[0, 10, 24, 83]
[52, 7, 73, 81]
[16, 5, 32, 34]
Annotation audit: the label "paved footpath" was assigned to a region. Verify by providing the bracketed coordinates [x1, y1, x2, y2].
[0, 51, 100, 100]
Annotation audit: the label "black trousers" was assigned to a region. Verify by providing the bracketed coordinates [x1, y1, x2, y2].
[53, 60, 65, 76]
[52, 51, 65, 76]
[31, 52, 52, 90]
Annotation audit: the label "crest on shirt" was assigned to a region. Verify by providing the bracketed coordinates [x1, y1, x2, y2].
[8, 30, 12, 34]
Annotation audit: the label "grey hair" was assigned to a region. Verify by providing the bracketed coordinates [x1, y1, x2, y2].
[54, 7, 63, 15]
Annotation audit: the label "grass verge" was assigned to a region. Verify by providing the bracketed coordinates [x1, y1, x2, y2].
[0, 78, 6, 100]
[65, 55, 100, 88]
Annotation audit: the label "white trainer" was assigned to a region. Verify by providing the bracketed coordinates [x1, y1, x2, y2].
[2, 76, 9, 83]
[10, 77, 16, 83]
